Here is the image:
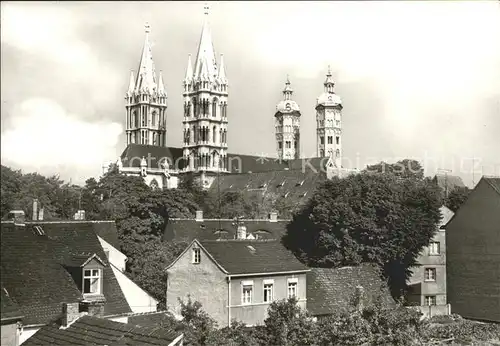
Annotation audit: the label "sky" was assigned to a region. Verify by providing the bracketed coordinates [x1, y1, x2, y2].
[1, 1, 500, 187]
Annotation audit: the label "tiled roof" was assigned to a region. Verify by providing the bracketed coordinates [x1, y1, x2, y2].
[198, 240, 309, 275]
[119, 144, 328, 174]
[163, 218, 288, 242]
[307, 264, 395, 316]
[439, 205, 454, 228]
[22, 315, 182, 346]
[127, 311, 180, 329]
[433, 174, 466, 192]
[0, 221, 131, 325]
[26, 220, 121, 250]
[1, 286, 24, 322]
[484, 176, 500, 195]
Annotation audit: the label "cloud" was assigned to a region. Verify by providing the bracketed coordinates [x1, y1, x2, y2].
[1, 98, 122, 182]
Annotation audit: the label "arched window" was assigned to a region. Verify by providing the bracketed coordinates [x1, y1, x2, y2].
[212, 126, 217, 143]
[193, 97, 197, 117]
[320, 149, 325, 157]
[336, 149, 340, 157]
[193, 125, 197, 143]
[212, 98, 218, 117]
[152, 111, 157, 126]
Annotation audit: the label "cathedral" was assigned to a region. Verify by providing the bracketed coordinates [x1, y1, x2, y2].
[116, 6, 354, 190]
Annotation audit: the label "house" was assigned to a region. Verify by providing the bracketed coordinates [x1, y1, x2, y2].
[407, 205, 454, 317]
[22, 308, 183, 346]
[1, 286, 24, 346]
[307, 264, 395, 318]
[0, 210, 157, 344]
[446, 176, 500, 322]
[166, 239, 310, 327]
[433, 174, 466, 198]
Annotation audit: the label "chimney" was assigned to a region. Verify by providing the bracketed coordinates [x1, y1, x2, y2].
[80, 300, 105, 318]
[38, 208, 44, 221]
[62, 302, 82, 328]
[8, 211, 25, 226]
[354, 285, 365, 312]
[269, 211, 278, 222]
[195, 210, 203, 222]
[237, 225, 247, 240]
[32, 199, 38, 221]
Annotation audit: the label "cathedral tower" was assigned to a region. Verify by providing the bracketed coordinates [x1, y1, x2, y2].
[182, 5, 228, 176]
[125, 24, 167, 147]
[274, 76, 301, 160]
[316, 66, 342, 167]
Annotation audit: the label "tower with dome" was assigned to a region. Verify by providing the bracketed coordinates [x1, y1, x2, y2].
[274, 76, 301, 160]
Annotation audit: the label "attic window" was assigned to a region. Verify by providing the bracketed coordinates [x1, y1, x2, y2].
[259, 183, 267, 188]
[247, 245, 256, 254]
[83, 269, 101, 295]
[229, 184, 233, 189]
[284, 192, 290, 198]
[277, 180, 286, 187]
[192, 247, 201, 264]
[296, 180, 305, 186]
[200, 224, 206, 229]
[302, 192, 307, 197]
[33, 226, 45, 236]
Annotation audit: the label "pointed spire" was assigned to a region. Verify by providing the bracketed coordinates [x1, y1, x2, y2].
[158, 70, 166, 96]
[127, 70, 135, 96]
[184, 54, 193, 84]
[217, 53, 227, 84]
[135, 22, 157, 94]
[324, 65, 335, 93]
[193, 3, 218, 82]
[283, 75, 293, 100]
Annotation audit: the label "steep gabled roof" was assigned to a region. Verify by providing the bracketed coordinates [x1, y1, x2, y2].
[307, 264, 395, 316]
[484, 176, 500, 195]
[197, 240, 309, 275]
[0, 221, 131, 325]
[433, 174, 466, 192]
[1, 286, 24, 322]
[22, 315, 182, 346]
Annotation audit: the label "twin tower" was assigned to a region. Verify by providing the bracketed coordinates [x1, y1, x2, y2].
[124, 7, 343, 172]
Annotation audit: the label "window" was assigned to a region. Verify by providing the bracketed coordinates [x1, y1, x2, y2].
[429, 242, 440, 255]
[242, 281, 253, 305]
[336, 136, 340, 145]
[278, 141, 282, 149]
[83, 269, 101, 295]
[263, 280, 274, 303]
[286, 141, 291, 149]
[192, 247, 201, 264]
[320, 136, 324, 145]
[152, 111, 156, 126]
[141, 130, 148, 145]
[328, 136, 333, 144]
[424, 295, 437, 306]
[424, 268, 436, 281]
[287, 278, 298, 299]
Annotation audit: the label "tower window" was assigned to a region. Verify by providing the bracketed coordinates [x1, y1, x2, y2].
[278, 141, 282, 149]
[320, 149, 325, 157]
[320, 136, 324, 145]
[328, 136, 333, 144]
[152, 111, 156, 126]
[141, 130, 148, 145]
[286, 141, 291, 149]
[336, 136, 340, 145]
[294, 141, 297, 149]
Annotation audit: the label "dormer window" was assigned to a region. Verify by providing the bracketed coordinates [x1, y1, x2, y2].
[83, 269, 101, 295]
[192, 247, 201, 264]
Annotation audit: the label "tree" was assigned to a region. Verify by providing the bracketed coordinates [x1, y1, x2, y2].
[262, 298, 318, 346]
[178, 296, 218, 346]
[445, 186, 470, 212]
[205, 190, 260, 219]
[283, 170, 442, 299]
[366, 159, 424, 180]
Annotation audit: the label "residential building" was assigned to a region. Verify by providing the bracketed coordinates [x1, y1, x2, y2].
[307, 264, 395, 318]
[1, 287, 24, 346]
[166, 239, 310, 327]
[446, 176, 500, 322]
[407, 205, 454, 317]
[114, 5, 356, 191]
[433, 174, 466, 198]
[0, 209, 158, 344]
[23, 312, 183, 346]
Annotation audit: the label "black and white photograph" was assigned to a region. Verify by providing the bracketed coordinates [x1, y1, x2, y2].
[1, 1, 499, 345]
